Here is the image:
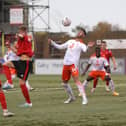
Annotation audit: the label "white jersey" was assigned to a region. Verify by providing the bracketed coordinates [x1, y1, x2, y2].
[4, 50, 20, 62]
[51, 39, 87, 66]
[88, 56, 109, 71]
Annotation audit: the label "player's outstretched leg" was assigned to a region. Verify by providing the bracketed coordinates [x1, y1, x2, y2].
[75, 81, 88, 105]
[109, 79, 119, 96]
[91, 78, 98, 93]
[78, 79, 89, 97]
[105, 76, 119, 96]
[105, 81, 110, 92]
[2, 65, 14, 90]
[0, 81, 14, 117]
[19, 79, 32, 107]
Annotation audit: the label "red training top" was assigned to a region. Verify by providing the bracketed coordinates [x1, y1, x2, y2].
[16, 34, 34, 57]
[101, 49, 113, 63]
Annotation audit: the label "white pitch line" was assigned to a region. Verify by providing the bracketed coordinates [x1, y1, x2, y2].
[3, 83, 126, 93]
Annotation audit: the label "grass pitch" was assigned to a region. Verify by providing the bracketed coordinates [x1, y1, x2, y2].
[0, 74, 126, 126]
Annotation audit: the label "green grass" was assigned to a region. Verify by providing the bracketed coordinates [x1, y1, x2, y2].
[0, 74, 126, 126]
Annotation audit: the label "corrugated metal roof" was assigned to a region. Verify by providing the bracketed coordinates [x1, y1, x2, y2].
[4, 0, 25, 4]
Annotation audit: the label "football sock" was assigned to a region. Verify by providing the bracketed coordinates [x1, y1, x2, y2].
[0, 90, 7, 110]
[93, 78, 98, 88]
[3, 65, 12, 84]
[20, 84, 31, 104]
[62, 83, 74, 99]
[83, 80, 88, 88]
[109, 80, 115, 92]
[76, 81, 87, 100]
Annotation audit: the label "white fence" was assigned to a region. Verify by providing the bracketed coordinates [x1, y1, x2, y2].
[35, 59, 63, 75]
[104, 39, 126, 49]
[35, 58, 125, 75]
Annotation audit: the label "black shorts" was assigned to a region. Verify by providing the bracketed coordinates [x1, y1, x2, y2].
[12, 60, 32, 80]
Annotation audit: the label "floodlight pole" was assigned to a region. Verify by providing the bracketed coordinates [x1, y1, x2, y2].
[3, 0, 50, 32]
[31, 0, 34, 33]
[48, 0, 50, 30]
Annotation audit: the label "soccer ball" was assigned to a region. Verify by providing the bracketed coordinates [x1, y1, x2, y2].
[62, 17, 71, 27]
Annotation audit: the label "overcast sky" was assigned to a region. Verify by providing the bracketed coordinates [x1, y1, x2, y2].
[25, 0, 126, 32]
[49, 0, 126, 32]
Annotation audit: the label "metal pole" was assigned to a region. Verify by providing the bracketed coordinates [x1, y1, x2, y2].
[26, 0, 29, 31]
[48, 0, 50, 30]
[31, 0, 34, 52]
[32, 0, 34, 32]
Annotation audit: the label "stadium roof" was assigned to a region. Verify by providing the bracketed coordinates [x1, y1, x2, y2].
[4, 0, 25, 4]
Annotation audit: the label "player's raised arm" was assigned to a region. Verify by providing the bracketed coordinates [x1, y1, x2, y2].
[81, 63, 91, 76]
[111, 56, 117, 70]
[48, 38, 68, 50]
